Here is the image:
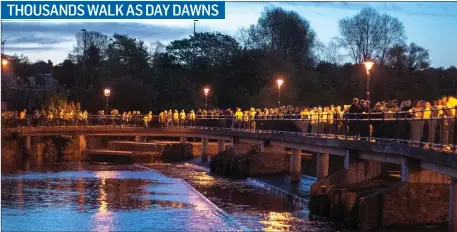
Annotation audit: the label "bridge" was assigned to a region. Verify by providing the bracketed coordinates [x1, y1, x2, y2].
[4, 116, 457, 230]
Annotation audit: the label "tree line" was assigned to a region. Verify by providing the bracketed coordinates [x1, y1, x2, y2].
[2, 7, 456, 113]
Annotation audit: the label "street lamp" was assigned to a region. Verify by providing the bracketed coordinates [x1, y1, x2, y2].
[276, 78, 284, 107]
[193, 20, 199, 37]
[2, 59, 8, 66]
[1, 40, 6, 55]
[204, 87, 209, 108]
[364, 58, 374, 102]
[104, 88, 111, 111]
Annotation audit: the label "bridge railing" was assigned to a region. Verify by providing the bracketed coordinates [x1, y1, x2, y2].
[2, 109, 457, 151]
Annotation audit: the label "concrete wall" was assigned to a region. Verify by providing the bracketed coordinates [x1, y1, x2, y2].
[311, 160, 382, 196]
[86, 136, 107, 149]
[190, 142, 231, 156]
[381, 182, 449, 227]
[108, 140, 229, 157]
[358, 182, 449, 230]
[245, 153, 290, 176]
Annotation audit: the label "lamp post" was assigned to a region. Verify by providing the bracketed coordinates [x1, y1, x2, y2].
[363, 58, 374, 102]
[193, 20, 199, 37]
[204, 87, 209, 108]
[104, 88, 111, 111]
[276, 78, 284, 107]
[1, 40, 5, 55]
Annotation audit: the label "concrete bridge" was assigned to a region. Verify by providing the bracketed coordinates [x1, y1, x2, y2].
[5, 125, 457, 230]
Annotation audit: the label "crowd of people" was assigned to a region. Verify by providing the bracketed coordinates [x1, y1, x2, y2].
[3, 95, 457, 149]
[1, 103, 90, 127]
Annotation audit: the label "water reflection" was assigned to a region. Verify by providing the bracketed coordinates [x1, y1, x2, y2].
[91, 172, 114, 232]
[147, 163, 332, 231]
[260, 212, 294, 231]
[2, 163, 238, 231]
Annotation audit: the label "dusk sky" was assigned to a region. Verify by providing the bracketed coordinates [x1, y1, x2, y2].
[2, 2, 457, 68]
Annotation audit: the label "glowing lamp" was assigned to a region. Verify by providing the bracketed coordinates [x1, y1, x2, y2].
[276, 79, 284, 88]
[104, 88, 111, 97]
[364, 58, 374, 74]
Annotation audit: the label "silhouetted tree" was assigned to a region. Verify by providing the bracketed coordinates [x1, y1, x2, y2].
[338, 7, 406, 64]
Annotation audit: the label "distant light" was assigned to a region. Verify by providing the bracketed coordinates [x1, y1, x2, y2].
[276, 79, 284, 88]
[364, 58, 374, 74]
[104, 88, 111, 96]
[204, 88, 209, 95]
[2, 59, 8, 66]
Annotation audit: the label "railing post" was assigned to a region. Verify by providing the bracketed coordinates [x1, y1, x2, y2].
[368, 111, 371, 142]
[410, 110, 414, 146]
[441, 112, 444, 150]
[344, 112, 348, 140]
[454, 106, 457, 152]
[420, 109, 424, 148]
[356, 112, 360, 140]
[381, 112, 385, 143]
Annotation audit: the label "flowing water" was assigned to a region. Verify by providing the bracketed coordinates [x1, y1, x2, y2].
[1, 161, 336, 232]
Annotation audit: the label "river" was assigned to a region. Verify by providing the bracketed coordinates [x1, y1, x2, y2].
[1, 161, 338, 231]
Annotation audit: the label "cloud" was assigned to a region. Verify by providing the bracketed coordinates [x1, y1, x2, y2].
[3, 34, 72, 45]
[2, 22, 192, 44]
[275, 2, 457, 18]
[6, 46, 60, 51]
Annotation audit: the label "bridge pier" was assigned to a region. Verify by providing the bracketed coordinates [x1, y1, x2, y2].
[180, 137, 187, 143]
[77, 135, 86, 155]
[217, 139, 225, 153]
[24, 136, 31, 155]
[317, 153, 329, 179]
[290, 148, 301, 183]
[201, 138, 209, 161]
[401, 157, 449, 183]
[450, 178, 457, 232]
[134, 136, 145, 142]
[259, 140, 264, 153]
[344, 149, 359, 169]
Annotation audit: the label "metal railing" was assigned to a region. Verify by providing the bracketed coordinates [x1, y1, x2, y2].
[3, 109, 457, 152]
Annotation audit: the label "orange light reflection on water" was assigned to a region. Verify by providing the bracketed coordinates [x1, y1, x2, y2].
[91, 171, 119, 232]
[260, 212, 293, 231]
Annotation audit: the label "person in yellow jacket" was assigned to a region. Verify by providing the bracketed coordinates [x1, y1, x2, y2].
[173, 110, 179, 127]
[310, 107, 318, 135]
[300, 108, 310, 134]
[263, 108, 269, 120]
[82, 110, 88, 126]
[249, 108, 256, 130]
[167, 110, 173, 127]
[160, 111, 167, 127]
[19, 109, 26, 120]
[148, 111, 153, 126]
[19, 109, 26, 126]
[78, 111, 84, 126]
[233, 108, 243, 129]
[47, 110, 53, 126]
[64, 111, 70, 126]
[179, 110, 186, 127]
[58, 107, 64, 126]
[143, 114, 149, 127]
[243, 111, 249, 129]
[188, 110, 196, 127]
